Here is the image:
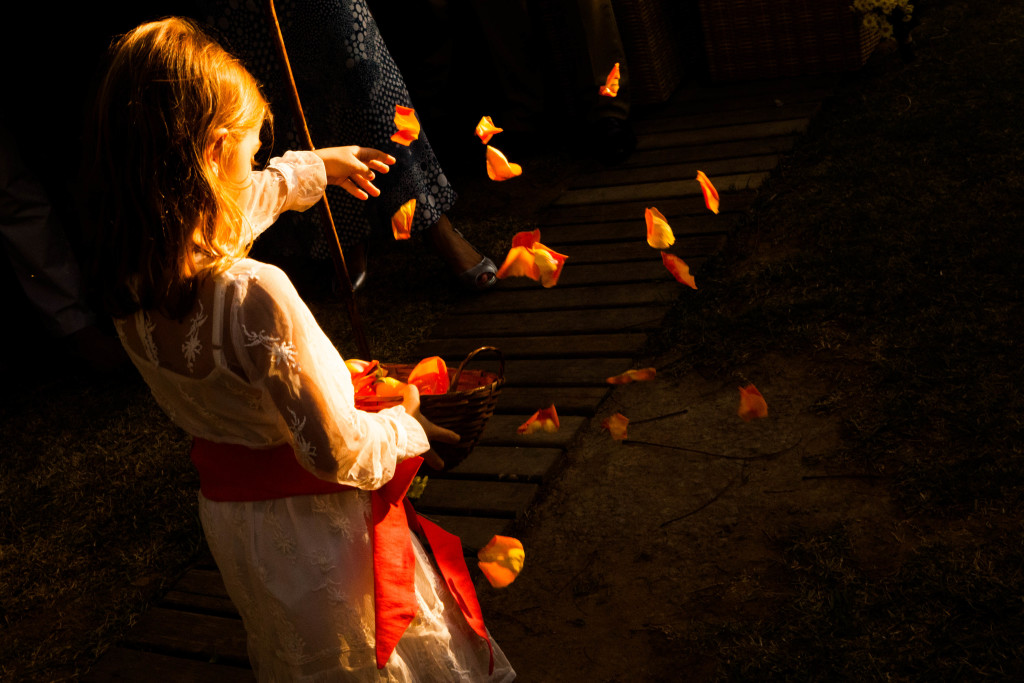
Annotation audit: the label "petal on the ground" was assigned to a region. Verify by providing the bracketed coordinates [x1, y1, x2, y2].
[602, 413, 629, 440]
[738, 384, 768, 421]
[607, 367, 658, 384]
[518, 405, 559, 434]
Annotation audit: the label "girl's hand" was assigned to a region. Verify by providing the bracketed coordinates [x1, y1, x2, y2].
[314, 146, 396, 200]
[401, 384, 459, 471]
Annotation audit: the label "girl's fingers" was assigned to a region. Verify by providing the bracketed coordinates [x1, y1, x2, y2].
[367, 159, 391, 174]
[339, 178, 369, 200]
[352, 174, 380, 197]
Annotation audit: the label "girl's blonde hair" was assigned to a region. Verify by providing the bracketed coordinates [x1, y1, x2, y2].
[90, 17, 271, 319]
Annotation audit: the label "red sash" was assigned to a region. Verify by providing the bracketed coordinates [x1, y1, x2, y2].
[190, 438, 493, 672]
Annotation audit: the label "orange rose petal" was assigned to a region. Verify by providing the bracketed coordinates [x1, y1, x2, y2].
[475, 115, 504, 144]
[477, 535, 525, 588]
[533, 243, 568, 288]
[518, 404, 559, 434]
[406, 356, 450, 395]
[661, 252, 697, 289]
[391, 198, 416, 241]
[696, 170, 720, 214]
[738, 384, 768, 421]
[511, 229, 541, 249]
[374, 376, 407, 397]
[496, 245, 540, 281]
[390, 105, 420, 146]
[601, 413, 629, 440]
[486, 145, 522, 181]
[606, 367, 658, 384]
[645, 207, 676, 249]
[599, 62, 620, 97]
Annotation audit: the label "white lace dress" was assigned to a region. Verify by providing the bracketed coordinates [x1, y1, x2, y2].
[115, 151, 515, 682]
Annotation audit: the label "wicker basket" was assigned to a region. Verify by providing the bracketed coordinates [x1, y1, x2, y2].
[355, 347, 505, 471]
[698, 0, 880, 82]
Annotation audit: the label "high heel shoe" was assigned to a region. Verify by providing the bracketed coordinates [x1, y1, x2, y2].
[452, 228, 497, 291]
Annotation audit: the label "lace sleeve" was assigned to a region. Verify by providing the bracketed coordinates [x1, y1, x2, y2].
[230, 263, 430, 490]
[242, 150, 327, 240]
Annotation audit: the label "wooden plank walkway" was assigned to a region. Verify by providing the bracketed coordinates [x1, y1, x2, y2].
[85, 75, 836, 681]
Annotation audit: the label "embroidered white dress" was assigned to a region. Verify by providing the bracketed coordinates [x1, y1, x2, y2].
[115, 151, 514, 682]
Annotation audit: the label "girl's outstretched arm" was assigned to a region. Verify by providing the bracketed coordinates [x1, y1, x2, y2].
[314, 146, 396, 200]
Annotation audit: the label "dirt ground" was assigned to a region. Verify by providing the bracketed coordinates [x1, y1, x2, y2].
[475, 350, 894, 681]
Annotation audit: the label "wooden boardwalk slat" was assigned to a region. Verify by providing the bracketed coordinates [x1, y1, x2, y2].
[84, 647, 253, 682]
[553, 171, 769, 206]
[538, 191, 756, 225]
[478, 414, 588, 448]
[464, 357, 634, 387]
[572, 154, 782, 189]
[160, 591, 237, 618]
[636, 119, 810, 150]
[567, 237, 726, 263]
[171, 568, 229, 598]
[415, 515, 511, 553]
[494, 387, 611, 416]
[433, 306, 671, 338]
[454, 281, 679, 313]
[413, 479, 541, 517]
[443, 446, 565, 481]
[635, 101, 820, 135]
[497, 261, 672, 288]
[538, 216, 722, 243]
[623, 136, 798, 168]
[413, 333, 648, 360]
[123, 608, 249, 664]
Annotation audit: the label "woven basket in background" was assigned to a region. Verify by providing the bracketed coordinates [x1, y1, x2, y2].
[698, 0, 880, 82]
[355, 347, 505, 471]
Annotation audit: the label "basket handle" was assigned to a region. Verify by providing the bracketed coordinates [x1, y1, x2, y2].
[447, 346, 504, 393]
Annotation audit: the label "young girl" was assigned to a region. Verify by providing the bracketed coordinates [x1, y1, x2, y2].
[89, 17, 514, 681]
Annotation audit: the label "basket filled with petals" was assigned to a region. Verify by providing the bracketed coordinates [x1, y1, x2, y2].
[351, 346, 505, 471]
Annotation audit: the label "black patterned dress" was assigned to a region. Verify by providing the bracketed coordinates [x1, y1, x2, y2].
[197, 0, 457, 257]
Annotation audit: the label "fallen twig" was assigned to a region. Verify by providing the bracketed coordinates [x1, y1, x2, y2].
[659, 470, 742, 528]
[624, 437, 803, 462]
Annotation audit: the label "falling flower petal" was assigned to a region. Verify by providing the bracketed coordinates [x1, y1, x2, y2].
[486, 145, 522, 181]
[645, 207, 675, 249]
[406, 356, 450, 395]
[391, 198, 416, 241]
[475, 115, 504, 144]
[533, 243, 568, 288]
[661, 252, 697, 289]
[496, 236, 568, 288]
[496, 245, 540, 281]
[602, 413, 629, 440]
[606, 367, 658, 384]
[696, 170, 720, 214]
[391, 105, 420, 146]
[599, 62, 620, 97]
[477, 535, 525, 588]
[511, 229, 541, 249]
[518, 405, 559, 434]
[738, 384, 768, 422]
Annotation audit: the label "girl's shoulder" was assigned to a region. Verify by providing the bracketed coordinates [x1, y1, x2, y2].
[219, 258, 301, 307]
